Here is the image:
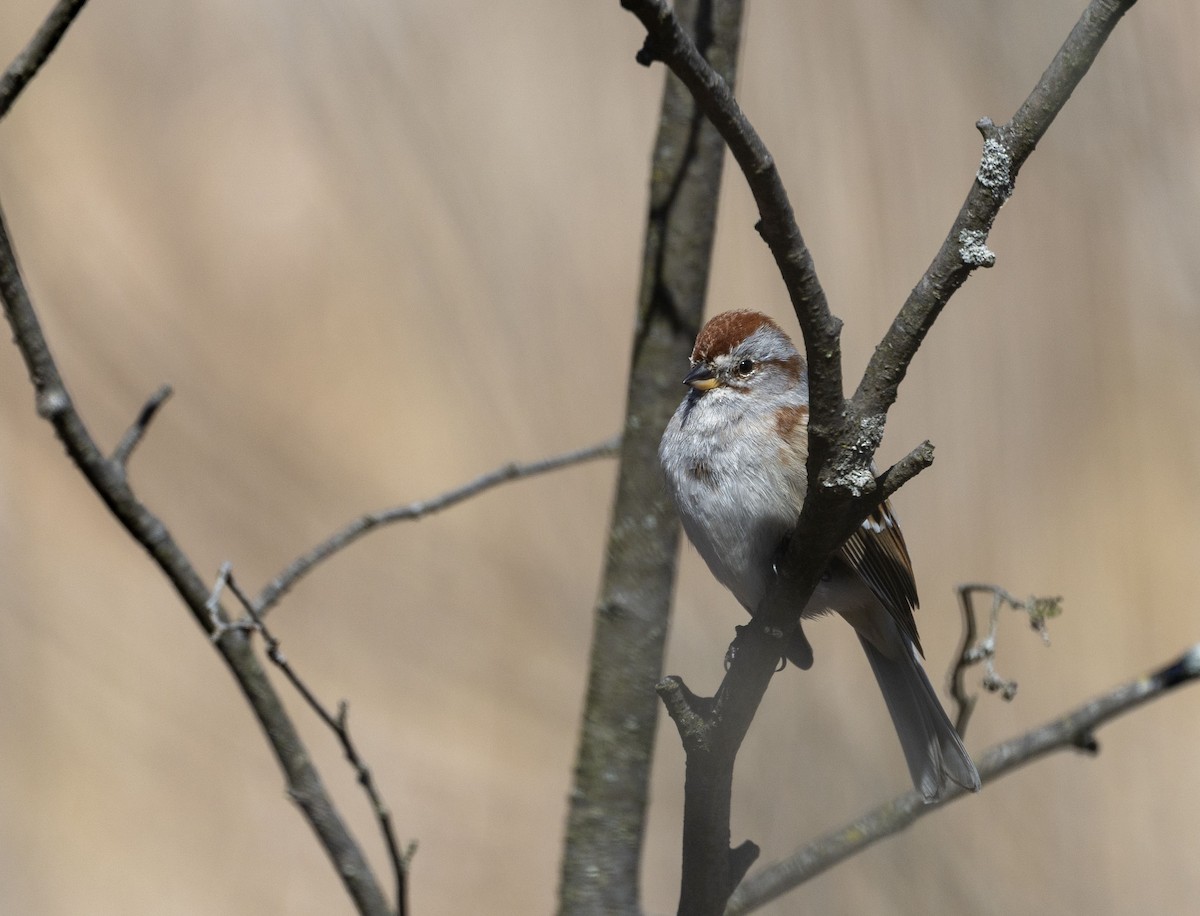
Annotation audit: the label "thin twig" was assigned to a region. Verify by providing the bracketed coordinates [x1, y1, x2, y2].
[725, 642, 1200, 915]
[110, 383, 173, 470]
[873, 441, 936, 505]
[254, 435, 620, 614]
[205, 561, 238, 639]
[0, 0, 91, 121]
[216, 565, 412, 916]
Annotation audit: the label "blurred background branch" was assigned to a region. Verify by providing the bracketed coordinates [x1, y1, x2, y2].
[557, 2, 744, 912]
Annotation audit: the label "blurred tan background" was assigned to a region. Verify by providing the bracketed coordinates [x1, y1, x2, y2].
[1, 1, 1197, 913]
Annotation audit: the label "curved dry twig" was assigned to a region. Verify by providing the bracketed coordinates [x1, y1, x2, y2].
[0, 0, 91, 120]
[726, 642, 1200, 915]
[950, 583, 1063, 735]
[254, 435, 620, 614]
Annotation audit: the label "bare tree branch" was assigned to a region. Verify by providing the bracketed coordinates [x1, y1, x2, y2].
[0, 0, 91, 120]
[255, 434, 620, 615]
[0, 197, 393, 915]
[726, 642, 1200, 915]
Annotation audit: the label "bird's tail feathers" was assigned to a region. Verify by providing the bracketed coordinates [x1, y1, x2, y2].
[858, 634, 981, 801]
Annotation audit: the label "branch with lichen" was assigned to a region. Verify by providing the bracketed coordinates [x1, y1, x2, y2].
[854, 0, 1139, 418]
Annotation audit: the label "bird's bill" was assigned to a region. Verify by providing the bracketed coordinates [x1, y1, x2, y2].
[683, 364, 718, 391]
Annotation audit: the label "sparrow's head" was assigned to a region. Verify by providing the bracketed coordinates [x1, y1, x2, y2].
[683, 310, 808, 403]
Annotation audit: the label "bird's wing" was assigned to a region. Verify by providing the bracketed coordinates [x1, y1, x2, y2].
[837, 500, 923, 655]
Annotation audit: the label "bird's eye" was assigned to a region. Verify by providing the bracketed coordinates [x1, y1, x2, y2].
[735, 358, 755, 377]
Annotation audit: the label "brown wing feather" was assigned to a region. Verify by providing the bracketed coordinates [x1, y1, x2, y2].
[837, 500, 923, 655]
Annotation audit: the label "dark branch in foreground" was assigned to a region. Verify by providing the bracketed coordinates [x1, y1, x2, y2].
[725, 641, 1200, 915]
[255, 435, 620, 614]
[0, 0, 91, 120]
[621, 1, 1142, 914]
[209, 563, 412, 916]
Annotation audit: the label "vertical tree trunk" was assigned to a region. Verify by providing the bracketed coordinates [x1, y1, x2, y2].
[556, 2, 744, 913]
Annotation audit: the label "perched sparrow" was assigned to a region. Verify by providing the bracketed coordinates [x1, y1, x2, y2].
[659, 310, 980, 801]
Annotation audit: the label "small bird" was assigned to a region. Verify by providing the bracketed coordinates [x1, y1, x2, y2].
[658, 309, 980, 801]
